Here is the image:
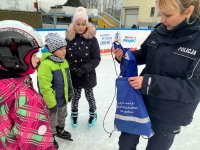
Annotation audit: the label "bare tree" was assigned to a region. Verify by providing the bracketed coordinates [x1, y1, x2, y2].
[79, 0, 121, 20]
[81, 0, 87, 7]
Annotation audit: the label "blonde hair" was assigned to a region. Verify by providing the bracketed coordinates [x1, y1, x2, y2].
[157, 0, 200, 19]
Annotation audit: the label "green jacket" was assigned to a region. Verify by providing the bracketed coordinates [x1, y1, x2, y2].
[38, 52, 73, 109]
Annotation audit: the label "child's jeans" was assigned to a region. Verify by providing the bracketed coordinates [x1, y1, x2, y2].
[48, 105, 68, 134]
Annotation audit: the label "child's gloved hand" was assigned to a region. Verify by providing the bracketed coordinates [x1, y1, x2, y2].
[76, 68, 85, 76]
[68, 93, 74, 102]
[70, 65, 78, 73]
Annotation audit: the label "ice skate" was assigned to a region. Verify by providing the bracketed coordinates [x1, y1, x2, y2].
[55, 126, 73, 141]
[71, 111, 78, 128]
[88, 112, 97, 128]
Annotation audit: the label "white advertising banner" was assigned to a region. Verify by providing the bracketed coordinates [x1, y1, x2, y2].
[96, 29, 151, 54]
[37, 29, 151, 54]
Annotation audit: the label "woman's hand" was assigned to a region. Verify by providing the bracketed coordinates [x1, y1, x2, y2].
[128, 76, 144, 89]
[113, 48, 123, 61]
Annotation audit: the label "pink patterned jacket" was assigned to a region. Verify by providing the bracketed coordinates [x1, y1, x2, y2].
[0, 76, 56, 150]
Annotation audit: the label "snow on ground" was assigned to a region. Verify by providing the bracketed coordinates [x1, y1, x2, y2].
[32, 55, 200, 150]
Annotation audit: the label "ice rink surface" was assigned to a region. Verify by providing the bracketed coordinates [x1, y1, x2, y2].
[32, 55, 200, 150]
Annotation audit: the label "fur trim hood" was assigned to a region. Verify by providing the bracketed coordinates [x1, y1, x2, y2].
[66, 23, 96, 41]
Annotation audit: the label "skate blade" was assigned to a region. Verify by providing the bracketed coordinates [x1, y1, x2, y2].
[55, 135, 73, 141]
[66, 138, 73, 141]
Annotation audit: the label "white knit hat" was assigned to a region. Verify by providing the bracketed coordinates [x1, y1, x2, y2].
[45, 33, 67, 53]
[72, 7, 89, 24]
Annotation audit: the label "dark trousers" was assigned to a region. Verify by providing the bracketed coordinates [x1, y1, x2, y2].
[119, 125, 180, 150]
[71, 88, 96, 112]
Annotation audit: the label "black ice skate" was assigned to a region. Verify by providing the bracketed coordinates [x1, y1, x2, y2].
[55, 126, 73, 141]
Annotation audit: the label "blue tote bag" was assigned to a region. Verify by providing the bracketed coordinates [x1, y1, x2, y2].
[115, 77, 154, 137]
[120, 49, 138, 77]
[114, 47, 153, 137]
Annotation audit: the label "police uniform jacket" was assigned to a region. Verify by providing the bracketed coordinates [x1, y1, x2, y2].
[135, 20, 200, 126]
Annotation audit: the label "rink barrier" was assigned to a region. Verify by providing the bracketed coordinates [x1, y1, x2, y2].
[36, 28, 152, 55]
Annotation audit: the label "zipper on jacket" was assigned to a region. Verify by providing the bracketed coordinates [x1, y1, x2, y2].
[147, 77, 152, 95]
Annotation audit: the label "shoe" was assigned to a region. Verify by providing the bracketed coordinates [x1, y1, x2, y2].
[56, 126, 73, 141]
[71, 111, 78, 128]
[88, 111, 97, 128]
[53, 135, 59, 149]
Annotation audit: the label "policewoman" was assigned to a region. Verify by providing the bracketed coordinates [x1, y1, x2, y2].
[114, 0, 200, 149]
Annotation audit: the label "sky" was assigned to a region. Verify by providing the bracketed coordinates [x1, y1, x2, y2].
[31, 55, 200, 150]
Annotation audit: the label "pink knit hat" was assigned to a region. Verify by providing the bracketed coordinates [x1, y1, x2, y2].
[72, 7, 89, 24]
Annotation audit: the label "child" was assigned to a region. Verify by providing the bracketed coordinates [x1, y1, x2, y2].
[38, 33, 74, 148]
[65, 7, 101, 128]
[0, 20, 56, 150]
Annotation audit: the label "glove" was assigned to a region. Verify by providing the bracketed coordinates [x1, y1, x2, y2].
[68, 95, 73, 103]
[70, 65, 78, 73]
[68, 96, 72, 102]
[76, 68, 85, 76]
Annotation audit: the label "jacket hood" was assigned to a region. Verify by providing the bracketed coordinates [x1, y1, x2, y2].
[40, 52, 53, 62]
[66, 23, 96, 41]
[155, 19, 200, 38]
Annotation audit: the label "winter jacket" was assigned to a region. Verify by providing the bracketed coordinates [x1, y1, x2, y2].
[65, 23, 101, 89]
[0, 71, 56, 150]
[37, 52, 73, 109]
[134, 20, 200, 126]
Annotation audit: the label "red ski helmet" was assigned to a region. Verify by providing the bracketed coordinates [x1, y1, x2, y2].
[0, 20, 43, 74]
